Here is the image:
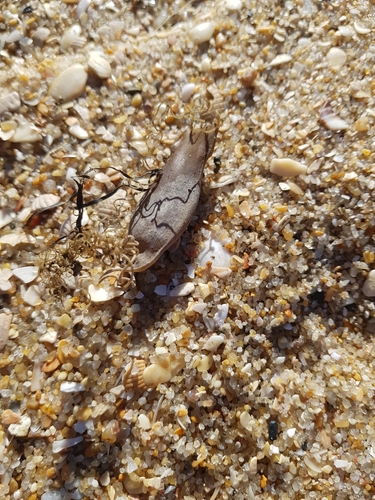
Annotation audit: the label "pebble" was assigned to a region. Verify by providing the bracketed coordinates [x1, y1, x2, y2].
[88, 51, 112, 79]
[270, 158, 307, 177]
[268, 54, 292, 67]
[362, 270, 375, 297]
[326, 47, 347, 69]
[49, 64, 88, 102]
[8, 415, 31, 437]
[0, 312, 12, 351]
[189, 22, 215, 44]
[181, 83, 196, 103]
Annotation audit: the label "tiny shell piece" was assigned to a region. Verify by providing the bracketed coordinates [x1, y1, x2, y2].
[270, 158, 307, 177]
[10, 123, 42, 143]
[60, 381, 86, 393]
[123, 360, 146, 391]
[354, 21, 371, 35]
[268, 54, 292, 67]
[203, 334, 225, 352]
[143, 354, 185, 387]
[69, 124, 89, 139]
[21, 284, 42, 307]
[1, 409, 21, 425]
[362, 270, 375, 297]
[189, 22, 215, 44]
[88, 284, 123, 303]
[31, 194, 61, 212]
[181, 83, 196, 103]
[319, 102, 349, 131]
[326, 47, 347, 69]
[49, 64, 88, 102]
[8, 416, 31, 437]
[0, 92, 20, 116]
[0, 312, 12, 351]
[52, 437, 83, 454]
[60, 24, 85, 50]
[170, 282, 195, 297]
[88, 51, 112, 79]
[12, 266, 39, 284]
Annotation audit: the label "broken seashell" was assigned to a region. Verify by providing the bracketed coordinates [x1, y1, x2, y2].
[49, 64, 88, 102]
[0, 312, 12, 351]
[52, 436, 83, 453]
[30, 361, 43, 392]
[33, 27, 50, 46]
[268, 54, 292, 67]
[31, 193, 61, 212]
[203, 334, 225, 352]
[123, 359, 146, 391]
[1, 409, 21, 425]
[8, 415, 31, 437]
[197, 353, 214, 372]
[10, 123, 42, 143]
[362, 270, 375, 297]
[169, 282, 195, 297]
[88, 51, 112, 79]
[0, 207, 15, 229]
[60, 210, 89, 237]
[20, 284, 42, 306]
[88, 284, 124, 303]
[326, 47, 347, 69]
[0, 269, 13, 293]
[319, 102, 349, 131]
[196, 232, 232, 277]
[69, 124, 89, 140]
[0, 92, 21, 116]
[143, 354, 185, 387]
[0, 232, 36, 247]
[60, 381, 86, 393]
[209, 174, 238, 189]
[270, 158, 307, 177]
[60, 24, 86, 51]
[12, 266, 39, 284]
[354, 21, 371, 35]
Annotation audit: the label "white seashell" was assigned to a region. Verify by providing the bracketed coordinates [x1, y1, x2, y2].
[10, 123, 42, 143]
[268, 54, 292, 67]
[8, 415, 31, 437]
[286, 180, 304, 196]
[240, 410, 252, 432]
[12, 266, 39, 284]
[319, 102, 349, 131]
[286, 428, 296, 438]
[143, 354, 185, 387]
[138, 414, 151, 430]
[129, 139, 148, 156]
[326, 47, 347, 69]
[52, 436, 83, 453]
[279, 182, 290, 191]
[33, 27, 50, 46]
[196, 232, 232, 275]
[181, 83, 195, 103]
[0, 312, 12, 351]
[88, 51, 112, 79]
[60, 381, 86, 393]
[39, 329, 58, 344]
[31, 193, 60, 212]
[30, 361, 43, 392]
[270, 158, 307, 177]
[60, 25, 86, 51]
[76, 0, 91, 17]
[170, 282, 194, 297]
[88, 284, 123, 303]
[189, 22, 215, 44]
[0, 128, 15, 141]
[0, 92, 21, 116]
[21, 284, 42, 306]
[203, 334, 225, 352]
[0, 269, 13, 292]
[6, 29, 24, 44]
[209, 174, 238, 189]
[69, 124, 89, 139]
[214, 304, 229, 326]
[0, 207, 15, 229]
[192, 302, 207, 313]
[226, 0, 242, 11]
[261, 122, 276, 137]
[60, 210, 89, 237]
[338, 25, 355, 38]
[49, 64, 88, 102]
[362, 270, 375, 297]
[0, 232, 36, 247]
[354, 21, 371, 35]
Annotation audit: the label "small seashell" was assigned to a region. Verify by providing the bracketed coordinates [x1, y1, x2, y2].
[30, 361, 43, 392]
[102, 419, 120, 443]
[326, 47, 347, 69]
[354, 21, 371, 35]
[170, 282, 195, 297]
[0, 232, 36, 247]
[209, 174, 238, 189]
[60, 381, 86, 393]
[319, 102, 349, 131]
[268, 54, 292, 67]
[181, 83, 196, 103]
[31, 193, 60, 212]
[338, 25, 355, 38]
[203, 334, 225, 352]
[52, 436, 83, 454]
[21, 284, 42, 306]
[0, 269, 13, 293]
[226, 0, 242, 11]
[287, 180, 304, 196]
[240, 410, 252, 432]
[10, 123, 42, 143]
[0, 312, 12, 351]
[33, 27, 50, 46]
[196, 232, 232, 277]
[270, 158, 307, 177]
[60, 210, 89, 237]
[39, 329, 58, 344]
[0, 92, 21, 116]
[143, 354, 185, 387]
[88, 284, 123, 303]
[76, 0, 91, 17]
[138, 414, 151, 430]
[214, 304, 229, 326]
[0, 207, 15, 229]
[12, 266, 39, 284]
[6, 29, 24, 44]
[189, 22, 215, 44]
[123, 360, 146, 391]
[69, 123, 89, 139]
[88, 51, 112, 79]
[8, 415, 31, 437]
[362, 270, 375, 297]
[60, 24, 86, 51]
[49, 64, 88, 102]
